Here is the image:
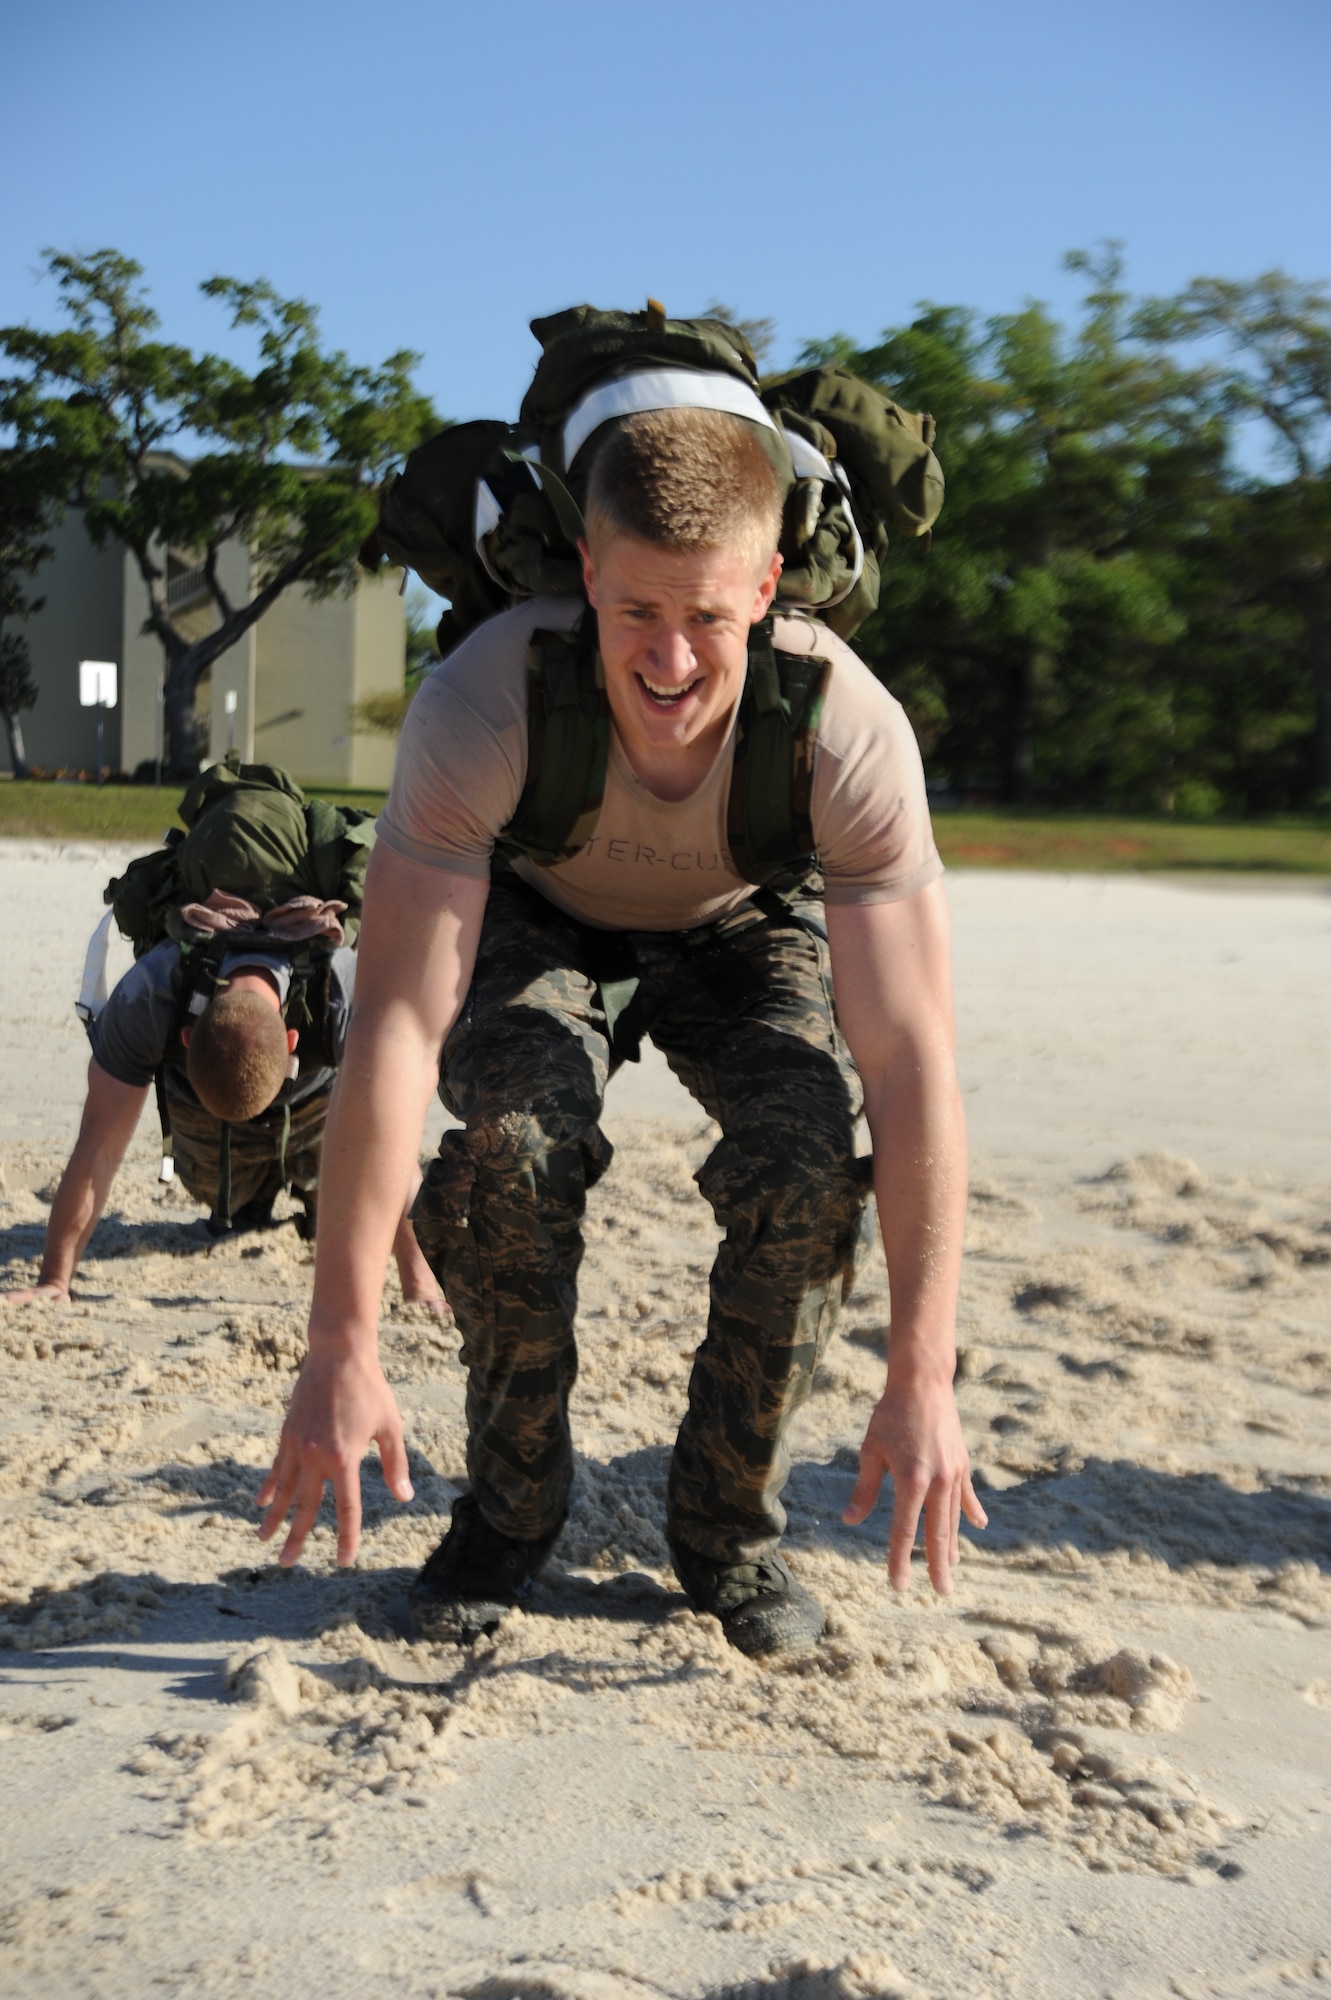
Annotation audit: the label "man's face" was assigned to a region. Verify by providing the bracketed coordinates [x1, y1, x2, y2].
[581, 535, 782, 781]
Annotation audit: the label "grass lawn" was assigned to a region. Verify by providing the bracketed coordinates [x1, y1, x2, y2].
[932, 810, 1331, 875]
[2, 780, 1328, 875]
[0, 780, 388, 843]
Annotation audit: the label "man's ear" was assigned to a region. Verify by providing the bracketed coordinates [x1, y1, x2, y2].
[751, 549, 783, 622]
[286, 1028, 299, 1054]
[578, 536, 599, 608]
[180, 1026, 192, 1048]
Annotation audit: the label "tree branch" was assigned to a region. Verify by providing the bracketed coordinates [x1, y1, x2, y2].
[203, 540, 235, 623]
[177, 540, 329, 679]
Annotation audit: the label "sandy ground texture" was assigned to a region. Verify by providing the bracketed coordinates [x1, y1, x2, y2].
[0, 845, 1328, 2000]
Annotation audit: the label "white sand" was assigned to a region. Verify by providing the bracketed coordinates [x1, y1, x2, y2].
[1, 848, 1328, 1999]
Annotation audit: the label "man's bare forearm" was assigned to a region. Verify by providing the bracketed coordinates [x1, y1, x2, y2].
[303, 854, 487, 1359]
[861, 1048, 968, 1384]
[305, 1012, 443, 1351]
[38, 1065, 147, 1294]
[39, 1157, 107, 1292]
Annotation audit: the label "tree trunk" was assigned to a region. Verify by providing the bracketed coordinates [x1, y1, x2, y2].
[2, 706, 29, 778]
[164, 651, 205, 780]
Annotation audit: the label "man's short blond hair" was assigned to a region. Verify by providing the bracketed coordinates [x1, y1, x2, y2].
[585, 407, 784, 573]
[186, 988, 289, 1123]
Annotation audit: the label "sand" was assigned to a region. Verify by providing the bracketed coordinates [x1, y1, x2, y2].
[0, 845, 1328, 1999]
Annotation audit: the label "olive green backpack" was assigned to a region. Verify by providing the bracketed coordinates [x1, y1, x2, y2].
[359, 302, 944, 886]
[106, 755, 376, 957]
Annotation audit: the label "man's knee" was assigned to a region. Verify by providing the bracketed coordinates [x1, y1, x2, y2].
[697, 1053, 863, 1232]
[467, 1103, 610, 1193]
[415, 1106, 612, 1241]
[445, 993, 607, 1122]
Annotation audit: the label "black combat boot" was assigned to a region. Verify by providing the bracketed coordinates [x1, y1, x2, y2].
[670, 1542, 825, 1658]
[409, 1492, 565, 1643]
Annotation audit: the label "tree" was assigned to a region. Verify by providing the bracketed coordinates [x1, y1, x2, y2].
[814, 251, 1227, 807]
[0, 452, 54, 778]
[1135, 273, 1331, 796]
[0, 250, 439, 775]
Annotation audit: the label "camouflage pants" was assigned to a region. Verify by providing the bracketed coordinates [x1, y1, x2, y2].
[412, 871, 870, 1566]
[165, 1068, 332, 1232]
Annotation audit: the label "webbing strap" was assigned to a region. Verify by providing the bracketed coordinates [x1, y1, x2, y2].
[154, 1069, 173, 1157]
[500, 450, 586, 545]
[783, 431, 866, 607]
[276, 1100, 292, 1195]
[215, 1123, 233, 1231]
[726, 620, 830, 886]
[500, 617, 609, 866]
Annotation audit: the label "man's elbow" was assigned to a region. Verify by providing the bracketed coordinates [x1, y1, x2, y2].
[856, 1024, 960, 1100]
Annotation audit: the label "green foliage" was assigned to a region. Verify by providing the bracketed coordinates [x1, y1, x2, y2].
[0, 450, 55, 776]
[834, 250, 1330, 809]
[0, 250, 439, 775]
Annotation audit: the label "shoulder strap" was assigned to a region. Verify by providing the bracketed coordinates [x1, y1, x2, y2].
[726, 619, 831, 888]
[499, 615, 610, 867]
[282, 951, 336, 1071]
[497, 612, 830, 889]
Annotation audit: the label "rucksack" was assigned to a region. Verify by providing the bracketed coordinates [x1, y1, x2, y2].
[101, 756, 375, 1226]
[106, 755, 376, 956]
[363, 302, 943, 652]
[359, 303, 942, 883]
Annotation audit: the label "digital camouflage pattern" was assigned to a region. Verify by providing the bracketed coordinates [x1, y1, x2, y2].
[412, 868, 872, 1566]
[165, 1070, 332, 1233]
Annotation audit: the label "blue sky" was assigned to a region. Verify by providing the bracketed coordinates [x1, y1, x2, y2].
[3, 0, 1327, 427]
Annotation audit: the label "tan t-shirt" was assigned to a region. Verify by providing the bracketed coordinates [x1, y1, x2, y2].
[378, 598, 942, 932]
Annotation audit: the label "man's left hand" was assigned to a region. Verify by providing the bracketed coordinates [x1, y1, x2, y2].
[842, 1372, 987, 1593]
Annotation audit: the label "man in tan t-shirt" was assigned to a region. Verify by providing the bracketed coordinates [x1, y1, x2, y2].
[258, 405, 986, 1657]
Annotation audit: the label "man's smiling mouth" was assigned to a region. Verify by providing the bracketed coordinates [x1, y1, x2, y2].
[637, 673, 702, 708]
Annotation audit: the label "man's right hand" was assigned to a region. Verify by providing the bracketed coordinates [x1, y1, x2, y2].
[257, 1345, 414, 1568]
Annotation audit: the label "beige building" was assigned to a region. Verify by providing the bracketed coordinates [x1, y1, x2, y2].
[7, 497, 406, 789]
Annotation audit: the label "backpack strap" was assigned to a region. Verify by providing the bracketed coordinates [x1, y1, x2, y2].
[726, 619, 831, 887]
[153, 1068, 175, 1184]
[214, 1120, 233, 1232]
[281, 951, 337, 1072]
[498, 611, 830, 887]
[499, 615, 610, 867]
